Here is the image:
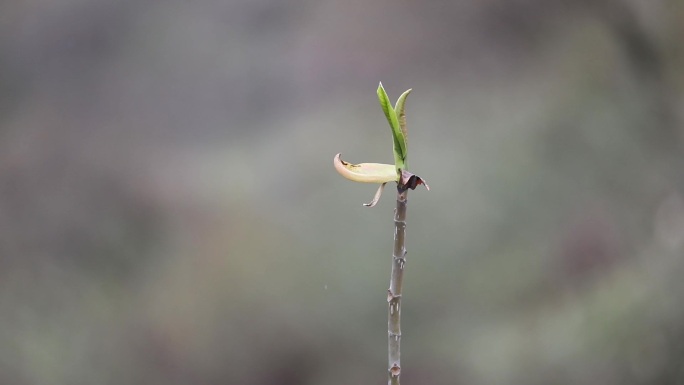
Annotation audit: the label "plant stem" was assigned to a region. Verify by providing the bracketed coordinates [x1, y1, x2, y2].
[388, 186, 408, 385]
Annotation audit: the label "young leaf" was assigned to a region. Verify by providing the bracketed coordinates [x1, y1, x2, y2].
[394, 88, 412, 148]
[377, 83, 407, 171]
[333, 154, 399, 183]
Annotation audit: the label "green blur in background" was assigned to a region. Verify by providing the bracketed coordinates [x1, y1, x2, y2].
[1, 1, 684, 384]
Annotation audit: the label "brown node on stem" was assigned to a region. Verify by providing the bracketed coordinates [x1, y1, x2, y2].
[387, 289, 401, 302]
[390, 364, 401, 377]
[399, 170, 429, 191]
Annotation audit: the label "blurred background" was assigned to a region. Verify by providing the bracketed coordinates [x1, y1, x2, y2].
[1, 0, 684, 384]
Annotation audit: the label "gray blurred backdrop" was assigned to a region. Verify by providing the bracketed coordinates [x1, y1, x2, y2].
[1, 0, 684, 384]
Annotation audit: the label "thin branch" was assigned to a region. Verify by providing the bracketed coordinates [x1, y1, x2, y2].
[388, 186, 408, 385]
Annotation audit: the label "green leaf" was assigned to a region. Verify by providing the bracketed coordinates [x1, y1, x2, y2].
[377, 83, 407, 171]
[394, 88, 412, 149]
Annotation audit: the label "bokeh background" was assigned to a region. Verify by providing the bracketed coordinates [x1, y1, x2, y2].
[2, 0, 684, 384]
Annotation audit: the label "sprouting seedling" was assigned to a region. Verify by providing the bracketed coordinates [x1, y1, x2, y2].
[334, 83, 429, 206]
[333, 82, 429, 385]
